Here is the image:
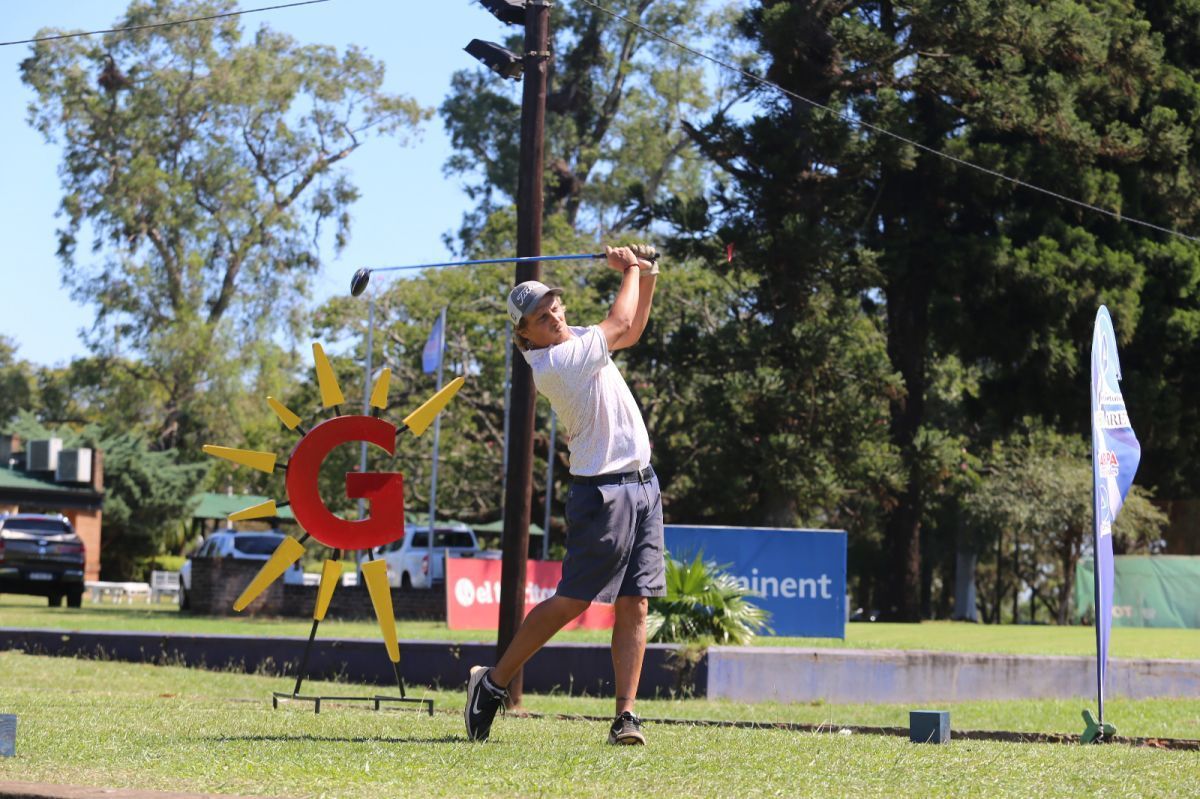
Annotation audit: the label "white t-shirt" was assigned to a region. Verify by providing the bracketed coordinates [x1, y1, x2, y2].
[522, 325, 651, 477]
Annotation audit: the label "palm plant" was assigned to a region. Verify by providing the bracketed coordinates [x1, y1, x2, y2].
[647, 554, 772, 645]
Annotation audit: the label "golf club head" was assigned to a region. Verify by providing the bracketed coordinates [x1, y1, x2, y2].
[350, 268, 371, 297]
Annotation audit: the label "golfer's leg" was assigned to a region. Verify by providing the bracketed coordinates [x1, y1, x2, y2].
[611, 595, 648, 714]
[491, 594, 590, 686]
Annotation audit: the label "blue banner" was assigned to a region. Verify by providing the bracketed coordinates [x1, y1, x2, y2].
[1090, 306, 1141, 716]
[422, 310, 445, 374]
[664, 526, 846, 638]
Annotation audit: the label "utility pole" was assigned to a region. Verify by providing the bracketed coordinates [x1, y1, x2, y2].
[496, 0, 551, 708]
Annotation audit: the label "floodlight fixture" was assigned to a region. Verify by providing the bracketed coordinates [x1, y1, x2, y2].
[479, 0, 527, 25]
[465, 39, 524, 81]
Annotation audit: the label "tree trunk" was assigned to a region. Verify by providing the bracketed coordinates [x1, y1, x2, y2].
[994, 525, 1004, 623]
[1057, 536, 1079, 625]
[953, 549, 978, 621]
[1012, 529, 1021, 624]
[880, 252, 931, 621]
[920, 546, 934, 619]
[876, 64, 940, 622]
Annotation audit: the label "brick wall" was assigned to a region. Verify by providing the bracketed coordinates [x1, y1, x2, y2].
[63, 509, 102, 581]
[187, 558, 446, 621]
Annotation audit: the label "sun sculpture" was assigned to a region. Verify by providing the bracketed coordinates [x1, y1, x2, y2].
[202, 342, 464, 713]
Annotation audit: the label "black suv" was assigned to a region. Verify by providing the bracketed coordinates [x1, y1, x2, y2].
[0, 514, 86, 607]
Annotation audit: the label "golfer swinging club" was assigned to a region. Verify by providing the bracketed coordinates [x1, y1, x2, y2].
[466, 244, 663, 745]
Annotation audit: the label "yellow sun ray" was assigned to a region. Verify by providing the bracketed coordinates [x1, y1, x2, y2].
[202, 444, 277, 473]
[313, 559, 343, 621]
[267, 396, 302, 430]
[362, 559, 400, 663]
[369, 368, 391, 410]
[312, 342, 346, 408]
[233, 536, 306, 611]
[403, 376, 466, 436]
[228, 499, 278, 522]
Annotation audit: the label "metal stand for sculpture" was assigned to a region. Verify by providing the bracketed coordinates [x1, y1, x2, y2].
[270, 552, 432, 716]
[203, 342, 464, 715]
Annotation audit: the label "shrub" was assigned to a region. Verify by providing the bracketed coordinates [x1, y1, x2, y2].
[647, 554, 772, 645]
[132, 555, 187, 580]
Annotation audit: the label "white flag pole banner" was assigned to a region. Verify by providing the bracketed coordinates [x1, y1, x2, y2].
[1085, 305, 1141, 743]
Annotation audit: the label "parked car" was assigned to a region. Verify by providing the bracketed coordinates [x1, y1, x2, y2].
[375, 522, 497, 589]
[179, 529, 304, 609]
[0, 513, 86, 607]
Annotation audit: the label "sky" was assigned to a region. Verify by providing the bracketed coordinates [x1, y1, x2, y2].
[0, 1, 510, 367]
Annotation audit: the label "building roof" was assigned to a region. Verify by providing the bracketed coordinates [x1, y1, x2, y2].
[0, 467, 103, 509]
[191, 492, 296, 521]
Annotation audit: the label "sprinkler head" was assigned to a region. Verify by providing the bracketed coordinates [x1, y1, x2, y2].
[350, 268, 371, 297]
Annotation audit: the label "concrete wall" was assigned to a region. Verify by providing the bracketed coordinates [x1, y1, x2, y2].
[0, 629, 699, 698]
[4, 626, 1193, 703]
[188, 558, 445, 621]
[707, 646, 1200, 703]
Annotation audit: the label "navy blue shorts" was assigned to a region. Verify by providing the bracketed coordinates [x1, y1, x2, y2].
[556, 471, 665, 604]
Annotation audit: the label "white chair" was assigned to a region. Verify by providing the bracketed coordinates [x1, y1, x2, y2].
[150, 570, 182, 603]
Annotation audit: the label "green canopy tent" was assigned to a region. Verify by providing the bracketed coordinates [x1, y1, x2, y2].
[188, 492, 296, 543]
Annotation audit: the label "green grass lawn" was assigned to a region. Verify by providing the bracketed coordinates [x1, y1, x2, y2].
[0, 653, 1196, 798]
[3, 594, 1199, 659]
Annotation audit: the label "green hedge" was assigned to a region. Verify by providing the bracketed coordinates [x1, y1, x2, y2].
[131, 555, 186, 580]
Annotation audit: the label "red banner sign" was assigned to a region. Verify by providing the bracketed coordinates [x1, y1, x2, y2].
[446, 557, 615, 630]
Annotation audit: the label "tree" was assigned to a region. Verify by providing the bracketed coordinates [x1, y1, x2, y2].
[20, 0, 428, 451]
[689, 0, 1186, 619]
[1107, 2, 1200, 522]
[963, 426, 1166, 625]
[343, 1, 905, 576]
[441, 0, 736, 248]
[307, 0, 749, 543]
[614, 265, 902, 537]
[0, 338, 35, 429]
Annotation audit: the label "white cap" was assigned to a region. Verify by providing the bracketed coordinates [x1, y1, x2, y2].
[506, 280, 563, 326]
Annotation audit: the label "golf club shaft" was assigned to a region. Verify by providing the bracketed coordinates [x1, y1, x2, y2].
[369, 253, 603, 275]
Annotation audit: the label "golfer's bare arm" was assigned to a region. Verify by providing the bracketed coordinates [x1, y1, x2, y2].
[599, 248, 641, 351]
[611, 270, 657, 351]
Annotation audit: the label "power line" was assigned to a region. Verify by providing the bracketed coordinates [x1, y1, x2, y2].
[580, 0, 1199, 244]
[0, 0, 332, 47]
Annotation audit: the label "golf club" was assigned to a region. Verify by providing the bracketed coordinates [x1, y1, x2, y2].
[350, 251, 656, 296]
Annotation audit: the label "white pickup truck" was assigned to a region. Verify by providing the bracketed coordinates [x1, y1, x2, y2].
[376, 522, 500, 589]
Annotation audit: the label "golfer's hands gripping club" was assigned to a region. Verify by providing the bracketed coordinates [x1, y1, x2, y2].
[606, 245, 641, 273]
[630, 243, 659, 276]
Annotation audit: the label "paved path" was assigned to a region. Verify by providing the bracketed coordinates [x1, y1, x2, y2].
[0, 782, 285, 799]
